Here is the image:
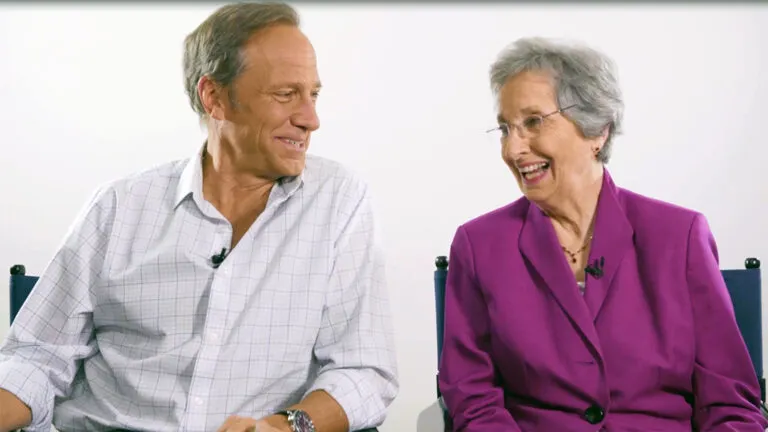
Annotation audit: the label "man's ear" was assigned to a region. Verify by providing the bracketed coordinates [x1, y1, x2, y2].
[198, 75, 227, 121]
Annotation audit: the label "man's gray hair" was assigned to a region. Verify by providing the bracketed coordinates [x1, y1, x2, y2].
[183, 2, 300, 121]
[489, 37, 624, 163]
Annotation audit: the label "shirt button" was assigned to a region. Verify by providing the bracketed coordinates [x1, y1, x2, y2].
[209, 332, 220, 342]
[194, 397, 204, 406]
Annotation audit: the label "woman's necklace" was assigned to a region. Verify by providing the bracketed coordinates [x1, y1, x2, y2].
[562, 234, 593, 264]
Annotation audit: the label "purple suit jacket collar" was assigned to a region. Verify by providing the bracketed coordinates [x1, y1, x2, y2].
[519, 169, 633, 361]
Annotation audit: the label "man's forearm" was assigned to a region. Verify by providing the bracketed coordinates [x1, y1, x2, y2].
[263, 390, 349, 432]
[0, 388, 32, 432]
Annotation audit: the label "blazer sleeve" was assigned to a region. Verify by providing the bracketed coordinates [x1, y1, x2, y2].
[438, 226, 521, 431]
[687, 214, 768, 430]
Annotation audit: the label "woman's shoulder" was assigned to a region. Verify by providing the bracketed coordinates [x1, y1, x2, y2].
[617, 187, 702, 232]
[459, 196, 530, 234]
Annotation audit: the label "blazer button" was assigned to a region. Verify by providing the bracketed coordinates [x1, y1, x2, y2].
[583, 404, 605, 424]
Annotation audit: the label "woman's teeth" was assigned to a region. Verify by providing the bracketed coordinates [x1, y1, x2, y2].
[520, 162, 550, 178]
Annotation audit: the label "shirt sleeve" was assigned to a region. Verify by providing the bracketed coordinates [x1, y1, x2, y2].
[303, 176, 399, 431]
[0, 185, 115, 432]
[687, 213, 768, 431]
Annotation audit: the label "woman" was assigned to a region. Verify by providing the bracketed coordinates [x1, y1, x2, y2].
[438, 37, 767, 431]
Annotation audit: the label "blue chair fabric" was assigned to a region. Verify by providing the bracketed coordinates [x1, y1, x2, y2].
[9, 264, 38, 325]
[434, 256, 448, 398]
[722, 257, 764, 401]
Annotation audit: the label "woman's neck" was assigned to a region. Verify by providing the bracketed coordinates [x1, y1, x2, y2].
[543, 166, 604, 242]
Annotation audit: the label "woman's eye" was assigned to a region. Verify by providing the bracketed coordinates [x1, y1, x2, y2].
[523, 116, 543, 129]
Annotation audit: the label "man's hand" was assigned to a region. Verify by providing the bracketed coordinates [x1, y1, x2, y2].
[0, 388, 33, 432]
[216, 390, 348, 432]
[216, 415, 291, 432]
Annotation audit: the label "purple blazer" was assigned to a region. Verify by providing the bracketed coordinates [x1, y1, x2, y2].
[438, 169, 767, 431]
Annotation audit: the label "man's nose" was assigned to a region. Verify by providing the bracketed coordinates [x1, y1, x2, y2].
[292, 98, 320, 132]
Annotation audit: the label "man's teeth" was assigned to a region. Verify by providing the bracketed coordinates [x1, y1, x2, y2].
[284, 138, 301, 148]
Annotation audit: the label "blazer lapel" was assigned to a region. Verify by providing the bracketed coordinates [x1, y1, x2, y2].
[583, 169, 635, 320]
[519, 199, 603, 358]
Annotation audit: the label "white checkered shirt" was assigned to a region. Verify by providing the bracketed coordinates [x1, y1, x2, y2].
[0, 147, 399, 432]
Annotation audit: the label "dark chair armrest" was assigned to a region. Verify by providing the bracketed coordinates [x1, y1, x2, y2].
[438, 396, 452, 430]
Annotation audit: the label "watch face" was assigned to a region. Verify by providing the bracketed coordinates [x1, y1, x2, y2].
[289, 410, 315, 432]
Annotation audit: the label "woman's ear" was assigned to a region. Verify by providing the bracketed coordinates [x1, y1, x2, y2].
[592, 125, 611, 157]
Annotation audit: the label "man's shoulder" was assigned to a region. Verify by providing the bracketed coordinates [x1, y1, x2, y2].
[62, 158, 189, 239]
[98, 157, 189, 199]
[302, 154, 370, 198]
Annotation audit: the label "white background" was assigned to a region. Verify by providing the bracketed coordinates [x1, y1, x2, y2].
[1, 3, 767, 431]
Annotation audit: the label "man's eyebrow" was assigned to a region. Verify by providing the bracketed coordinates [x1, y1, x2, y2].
[269, 81, 323, 91]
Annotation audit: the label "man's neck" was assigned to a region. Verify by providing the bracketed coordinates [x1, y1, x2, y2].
[204, 149, 271, 191]
[200, 144, 275, 247]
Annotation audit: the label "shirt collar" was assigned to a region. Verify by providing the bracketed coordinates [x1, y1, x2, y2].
[173, 143, 306, 210]
[173, 144, 204, 209]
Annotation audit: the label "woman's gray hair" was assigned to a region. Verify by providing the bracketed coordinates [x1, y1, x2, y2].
[183, 2, 300, 121]
[489, 37, 624, 163]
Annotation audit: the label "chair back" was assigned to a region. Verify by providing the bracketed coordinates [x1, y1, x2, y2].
[9, 264, 39, 324]
[434, 256, 449, 365]
[433, 256, 451, 429]
[433, 255, 765, 401]
[434, 256, 448, 398]
[722, 257, 764, 401]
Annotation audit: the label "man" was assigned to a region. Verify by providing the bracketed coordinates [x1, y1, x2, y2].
[0, 2, 398, 432]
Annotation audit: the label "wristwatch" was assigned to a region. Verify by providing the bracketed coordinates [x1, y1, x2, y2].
[276, 409, 316, 432]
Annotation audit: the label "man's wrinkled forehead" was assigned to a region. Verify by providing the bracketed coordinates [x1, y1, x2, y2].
[240, 25, 320, 86]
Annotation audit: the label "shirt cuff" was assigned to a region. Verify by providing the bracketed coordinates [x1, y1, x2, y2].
[0, 358, 54, 432]
[304, 368, 387, 431]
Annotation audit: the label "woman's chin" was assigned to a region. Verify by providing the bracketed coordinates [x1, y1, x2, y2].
[520, 183, 556, 206]
[519, 174, 553, 197]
